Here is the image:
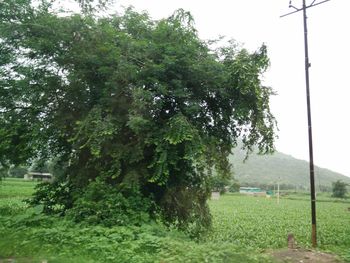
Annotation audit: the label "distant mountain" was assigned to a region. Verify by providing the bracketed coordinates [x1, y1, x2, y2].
[230, 148, 350, 189]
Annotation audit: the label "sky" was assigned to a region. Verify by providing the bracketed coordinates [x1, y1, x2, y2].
[105, 0, 350, 177]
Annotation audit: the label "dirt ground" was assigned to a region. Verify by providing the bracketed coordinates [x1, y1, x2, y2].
[0, 250, 342, 263]
[270, 248, 343, 263]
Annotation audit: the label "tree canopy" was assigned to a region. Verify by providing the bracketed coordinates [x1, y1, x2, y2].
[0, 0, 276, 233]
[332, 180, 348, 199]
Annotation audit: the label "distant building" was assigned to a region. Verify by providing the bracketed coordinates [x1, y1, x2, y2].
[239, 187, 266, 196]
[24, 172, 53, 181]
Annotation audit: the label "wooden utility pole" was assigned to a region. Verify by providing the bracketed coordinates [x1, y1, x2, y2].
[280, 0, 330, 248]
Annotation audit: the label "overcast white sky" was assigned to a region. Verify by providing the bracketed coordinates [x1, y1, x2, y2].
[109, 0, 350, 177]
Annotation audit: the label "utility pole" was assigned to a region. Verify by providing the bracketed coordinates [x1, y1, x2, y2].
[280, 0, 330, 248]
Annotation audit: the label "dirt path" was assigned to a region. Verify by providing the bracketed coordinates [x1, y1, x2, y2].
[270, 248, 343, 263]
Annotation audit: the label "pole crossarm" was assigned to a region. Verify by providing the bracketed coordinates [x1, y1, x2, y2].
[280, 0, 330, 17]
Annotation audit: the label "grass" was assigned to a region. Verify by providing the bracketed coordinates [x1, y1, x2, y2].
[278, 190, 350, 203]
[1, 179, 349, 262]
[0, 177, 37, 198]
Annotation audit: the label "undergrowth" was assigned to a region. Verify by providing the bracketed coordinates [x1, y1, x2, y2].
[0, 180, 272, 262]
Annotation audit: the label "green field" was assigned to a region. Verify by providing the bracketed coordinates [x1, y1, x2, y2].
[209, 194, 350, 256]
[0, 178, 349, 262]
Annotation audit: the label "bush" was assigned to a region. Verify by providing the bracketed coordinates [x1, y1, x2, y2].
[0, 166, 7, 179]
[8, 166, 28, 178]
[229, 180, 240, 193]
[210, 175, 230, 194]
[160, 186, 212, 238]
[66, 180, 153, 227]
[332, 180, 348, 198]
[29, 180, 74, 215]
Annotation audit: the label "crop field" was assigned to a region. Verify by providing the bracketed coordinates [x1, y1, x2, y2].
[0, 178, 37, 198]
[208, 194, 350, 259]
[0, 178, 349, 262]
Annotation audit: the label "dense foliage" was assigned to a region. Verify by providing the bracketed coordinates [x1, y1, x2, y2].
[7, 165, 28, 178]
[210, 174, 239, 194]
[0, 0, 276, 231]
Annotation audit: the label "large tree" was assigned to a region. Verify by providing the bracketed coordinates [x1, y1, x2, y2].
[0, 0, 276, 232]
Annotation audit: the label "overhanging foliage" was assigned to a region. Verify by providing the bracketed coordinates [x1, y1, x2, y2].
[0, 0, 276, 233]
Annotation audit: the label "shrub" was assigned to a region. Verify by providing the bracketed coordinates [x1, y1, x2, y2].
[8, 166, 28, 178]
[332, 180, 348, 198]
[66, 180, 153, 227]
[210, 175, 230, 194]
[229, 180, 240, 193]
[29, 180, 74, 215]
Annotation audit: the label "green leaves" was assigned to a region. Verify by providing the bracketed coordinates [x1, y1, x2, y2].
[332, 180, 348, 198]
[72, 107, 120, 157]
[165, 115, 197, 145]
[0, 2, 277, 231]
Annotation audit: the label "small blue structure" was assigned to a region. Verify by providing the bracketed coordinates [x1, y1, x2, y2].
[239, 187, 266, 196]
[239, 187, 262, 193]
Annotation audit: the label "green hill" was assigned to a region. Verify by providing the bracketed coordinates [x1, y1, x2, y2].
[230, 148, 350, 190]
